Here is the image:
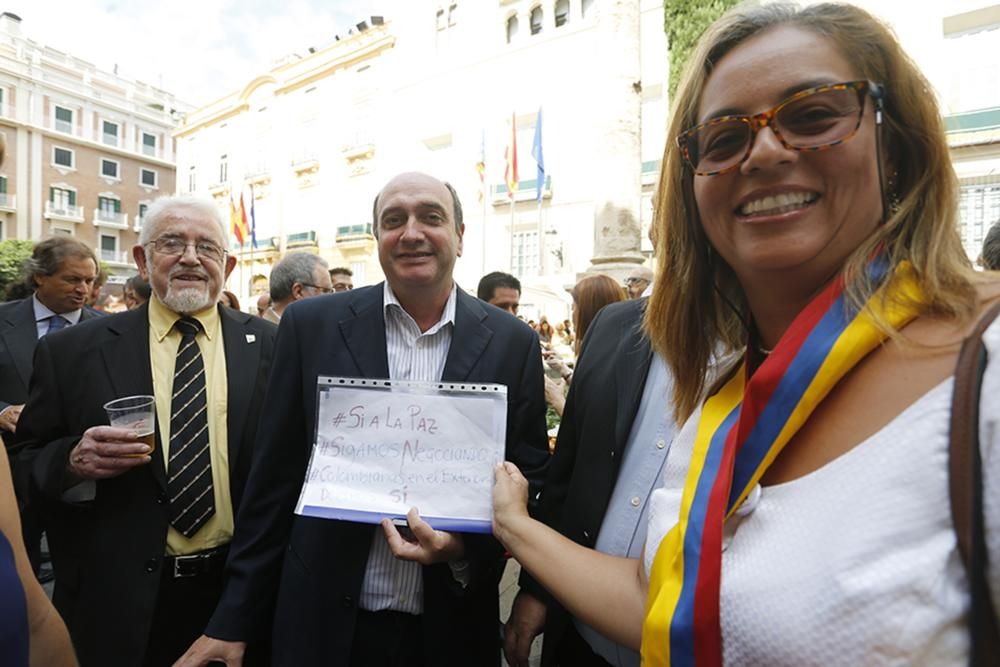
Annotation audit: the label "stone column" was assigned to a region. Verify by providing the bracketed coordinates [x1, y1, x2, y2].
[585, 0, 644, 281]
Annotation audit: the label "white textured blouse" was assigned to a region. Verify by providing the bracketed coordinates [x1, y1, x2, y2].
[644, 319, 1000, 666]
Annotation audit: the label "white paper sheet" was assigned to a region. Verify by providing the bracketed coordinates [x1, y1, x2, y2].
[295, 377, 508, 533]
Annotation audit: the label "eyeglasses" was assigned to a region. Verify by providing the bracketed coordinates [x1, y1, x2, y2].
[625, 277, 649, 286]
[300, 282, 334, 294]
[677, 80, 883, 176]
[149, 237, 226, 264]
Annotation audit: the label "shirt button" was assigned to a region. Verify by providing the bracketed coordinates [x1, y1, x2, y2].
[144, 558, 159, 573]
[631, 496, 641, 507]
[656, 439, 666, 449]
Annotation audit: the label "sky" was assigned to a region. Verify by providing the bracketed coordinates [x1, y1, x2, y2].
[8, 0, 387, 106]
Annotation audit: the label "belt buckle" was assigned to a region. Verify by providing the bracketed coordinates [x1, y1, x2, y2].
[172, 552, 204, 579]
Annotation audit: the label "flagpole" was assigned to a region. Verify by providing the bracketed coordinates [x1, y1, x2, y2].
[537, 191, 544, 276]
[481, 184, 488, 277]
[532, 107, 545, 278]
[478, 128, 488, 276]
[509, 198, 516, 274]
[238, 190, 245, 306]
[249, 185, 255, 313]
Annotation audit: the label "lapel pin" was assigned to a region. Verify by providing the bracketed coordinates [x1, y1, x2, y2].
[245, 334, 256, 343]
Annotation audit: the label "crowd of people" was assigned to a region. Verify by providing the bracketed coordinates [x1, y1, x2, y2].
[0, 3, 998, 667]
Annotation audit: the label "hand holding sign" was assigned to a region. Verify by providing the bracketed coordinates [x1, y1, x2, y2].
[296, 377, 508, 532]
[382, 507, 465, 565]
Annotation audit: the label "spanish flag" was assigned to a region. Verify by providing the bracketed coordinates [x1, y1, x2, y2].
[229, 196, 244, 246]
[504, 113, 518, 200]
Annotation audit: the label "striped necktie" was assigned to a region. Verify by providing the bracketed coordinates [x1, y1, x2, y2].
[167, 316, 214, 538]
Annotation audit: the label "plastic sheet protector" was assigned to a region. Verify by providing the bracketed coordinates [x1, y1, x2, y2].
[295, 376, 508, 533]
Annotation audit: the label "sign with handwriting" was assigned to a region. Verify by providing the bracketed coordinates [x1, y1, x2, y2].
[295, 377, 508, 533]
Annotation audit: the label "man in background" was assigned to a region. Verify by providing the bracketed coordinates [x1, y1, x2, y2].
[0, 237, 101, 575]
[477, 271, 521, 316]
[981, 221, 1000, 271]
[255, 293, 270, 318]
[265, 253, 332, 323]
[623, 266, 653, 300]
[505, 297, 677, 667]
[124, 275, 152, 310]
[329, 266, 354, 292]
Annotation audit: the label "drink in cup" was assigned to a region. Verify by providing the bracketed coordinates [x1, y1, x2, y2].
[103, 395, 156, 455]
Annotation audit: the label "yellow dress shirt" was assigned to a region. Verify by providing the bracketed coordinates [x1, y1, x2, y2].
[148, 295, 234, 555]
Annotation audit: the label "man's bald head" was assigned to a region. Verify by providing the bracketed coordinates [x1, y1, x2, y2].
[371, 172, 463, 236]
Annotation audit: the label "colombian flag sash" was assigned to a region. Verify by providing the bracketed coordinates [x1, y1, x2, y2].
[642, 260, 923, 666]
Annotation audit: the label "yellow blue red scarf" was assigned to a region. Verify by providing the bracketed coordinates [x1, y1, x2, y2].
[642, 259, 923, 666]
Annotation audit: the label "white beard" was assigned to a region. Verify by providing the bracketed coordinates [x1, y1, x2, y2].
[161, 284, 215, 314]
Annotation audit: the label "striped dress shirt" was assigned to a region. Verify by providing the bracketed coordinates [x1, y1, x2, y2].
[358, 282, 457, 615]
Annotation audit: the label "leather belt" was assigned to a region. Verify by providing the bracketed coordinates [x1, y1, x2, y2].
[164, 545, 229, 579]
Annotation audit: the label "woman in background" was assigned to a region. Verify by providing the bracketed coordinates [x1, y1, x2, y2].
[545, 274, 626, 416]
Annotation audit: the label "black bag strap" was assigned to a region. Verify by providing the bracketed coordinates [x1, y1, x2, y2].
[949, 299, 1000, 666]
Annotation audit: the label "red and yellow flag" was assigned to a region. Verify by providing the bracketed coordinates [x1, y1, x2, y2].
[229, 196, 244, 245]
[504, 113, 518, 200]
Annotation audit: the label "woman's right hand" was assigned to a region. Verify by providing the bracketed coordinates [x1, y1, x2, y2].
[493, 462, 530, 548]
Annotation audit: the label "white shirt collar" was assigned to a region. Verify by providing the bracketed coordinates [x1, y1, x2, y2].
[32, 294, 82, 325]
[382, 282, 457, 334]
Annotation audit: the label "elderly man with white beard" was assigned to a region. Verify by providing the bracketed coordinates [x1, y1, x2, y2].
[10, 195, 278, 667]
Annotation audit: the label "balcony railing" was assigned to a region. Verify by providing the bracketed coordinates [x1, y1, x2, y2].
[336, 223, 374, 241]
[93, 208, 129, 229]
[100, 249, 133, 265]
[287, 231, 318, 247]
[134, 213, 146, 232]
[44, 201, 85, 221]
[0, 193, 14, 210]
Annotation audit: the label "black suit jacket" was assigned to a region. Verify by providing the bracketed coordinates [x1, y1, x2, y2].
[9, 303, 277, 667]
[521, 298, 653, 665]
[0, 297, 101, 421]
[205, 284, 550, 666]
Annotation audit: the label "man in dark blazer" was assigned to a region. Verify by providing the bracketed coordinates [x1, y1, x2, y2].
[10, 195, 277, 667]
[505, 296, 676, 667]
[179, 172, 550, 667]
[0, 237, 101, 441]
[0, 236, 101, 575]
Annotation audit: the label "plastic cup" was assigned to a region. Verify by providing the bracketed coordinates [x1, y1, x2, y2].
[103, 395, 156, 455]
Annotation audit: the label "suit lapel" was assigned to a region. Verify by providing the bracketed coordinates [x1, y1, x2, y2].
[220, 305, 259, 476]
[4, 298, 39, 389]
[98, 305, 164, 488]
[442, 290, 492, 382]
[613, 309, 653, 454]
[339, 285, 390, 378]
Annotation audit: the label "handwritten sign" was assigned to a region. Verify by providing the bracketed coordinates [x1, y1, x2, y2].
[295, 377, 507, 533]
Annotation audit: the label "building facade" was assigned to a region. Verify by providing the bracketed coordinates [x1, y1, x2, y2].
[861, 0, 1000, 263]
[176, 0, 667, 320]
[0, 12, 183, 274]
[176, 0, 1000, 317]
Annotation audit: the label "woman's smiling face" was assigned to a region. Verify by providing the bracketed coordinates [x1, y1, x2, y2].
[692, 25, 885, 289]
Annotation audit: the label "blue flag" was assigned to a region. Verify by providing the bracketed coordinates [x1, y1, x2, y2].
[531, 107, 544, 202]
[250, 185, 258, 248]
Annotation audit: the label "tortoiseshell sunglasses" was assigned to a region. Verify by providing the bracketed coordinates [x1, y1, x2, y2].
[677, 80, 884, 176]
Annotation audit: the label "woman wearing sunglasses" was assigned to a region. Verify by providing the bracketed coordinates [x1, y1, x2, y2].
[492, 2, 1000, 665]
